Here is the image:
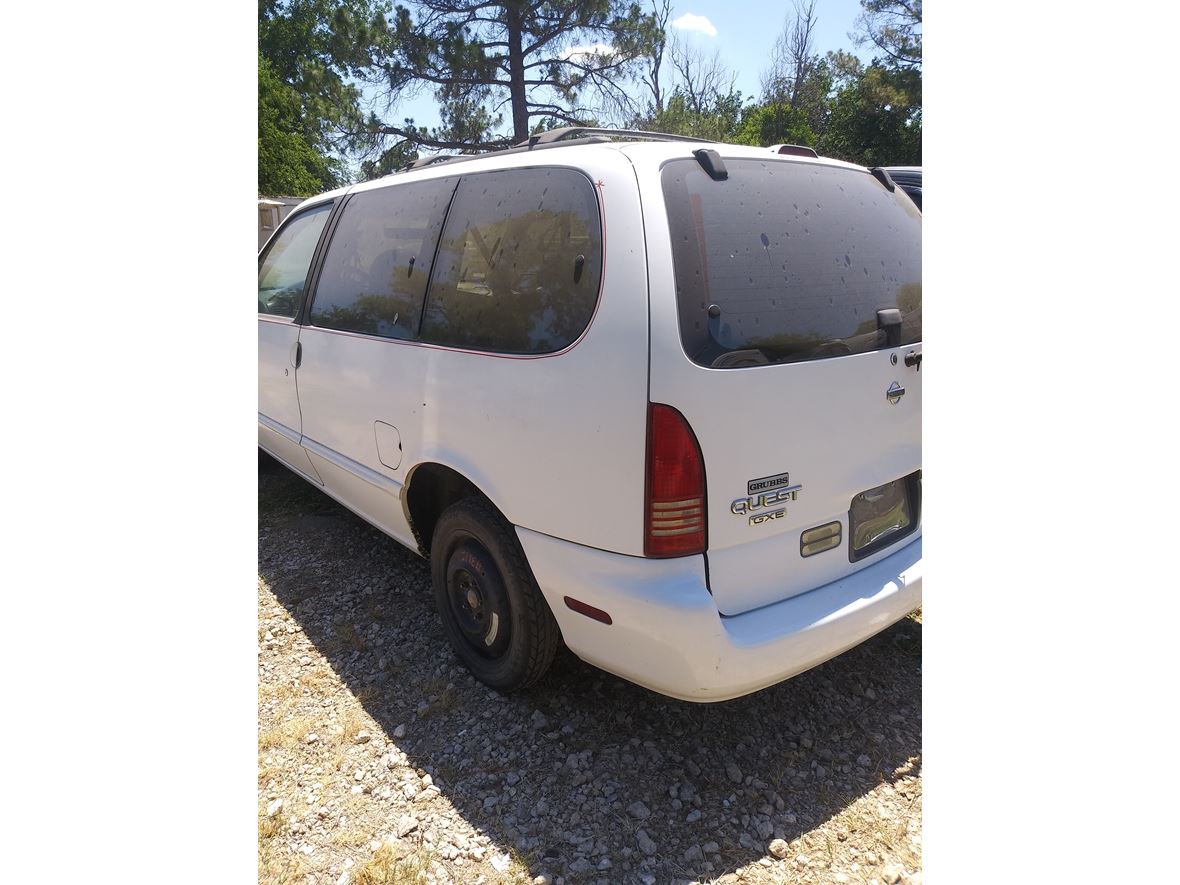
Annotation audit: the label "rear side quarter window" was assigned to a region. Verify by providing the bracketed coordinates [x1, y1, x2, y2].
[420, 167, 603, 355]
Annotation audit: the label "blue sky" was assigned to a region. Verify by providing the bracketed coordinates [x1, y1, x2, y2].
[364, 0, 875, 143]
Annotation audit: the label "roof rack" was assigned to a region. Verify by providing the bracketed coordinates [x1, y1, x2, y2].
[385, 127, 717, 176]
[520, 126, 715, 148]
[410, 154, 462, 170]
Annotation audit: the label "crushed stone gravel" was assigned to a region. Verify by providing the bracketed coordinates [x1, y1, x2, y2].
[258, 462, 922, 885]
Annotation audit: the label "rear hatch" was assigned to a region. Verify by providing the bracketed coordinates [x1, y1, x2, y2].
[635, 147, 922, 616]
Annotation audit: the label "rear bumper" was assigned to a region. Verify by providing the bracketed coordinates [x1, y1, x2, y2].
[516, 528, 922, 702]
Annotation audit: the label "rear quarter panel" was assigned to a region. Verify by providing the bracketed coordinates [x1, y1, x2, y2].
[403, 149, 651, 556]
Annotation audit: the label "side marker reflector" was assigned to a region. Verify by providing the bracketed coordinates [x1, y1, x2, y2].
[563, 596, 613, 625]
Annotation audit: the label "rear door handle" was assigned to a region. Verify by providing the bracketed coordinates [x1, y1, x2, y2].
[290, 341, 302, 369]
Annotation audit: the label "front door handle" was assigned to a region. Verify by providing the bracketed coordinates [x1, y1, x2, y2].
[290, 340, 302, 369]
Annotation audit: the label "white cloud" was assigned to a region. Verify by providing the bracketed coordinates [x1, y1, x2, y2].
[671, 13, 718, 37]
[562, 43, 614, 62]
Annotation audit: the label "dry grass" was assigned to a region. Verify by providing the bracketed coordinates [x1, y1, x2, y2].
[339, 708, 367, 744]
[330, 619, 370, 654]
[259, 714, 315, 750]
[299, 666, 339, 695]
[258, 849, 311, 885]
[332, 823, 376, 848]
[259, 809, 286, 841]
[351, 843, 430, 885]
[257, 807, 313, 885]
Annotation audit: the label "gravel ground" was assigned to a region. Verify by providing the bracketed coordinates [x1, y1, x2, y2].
[258, 461, 922, 885]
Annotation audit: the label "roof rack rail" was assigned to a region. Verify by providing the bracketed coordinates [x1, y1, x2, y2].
[408, 154, 461, 170]
[384, 153, 463, 176]
[520, 126, 715, 148]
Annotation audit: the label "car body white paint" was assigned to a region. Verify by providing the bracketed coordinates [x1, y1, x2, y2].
[258, 138, 921, 702]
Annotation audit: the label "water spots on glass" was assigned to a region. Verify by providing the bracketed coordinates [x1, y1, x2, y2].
[844, 254, 852, 267]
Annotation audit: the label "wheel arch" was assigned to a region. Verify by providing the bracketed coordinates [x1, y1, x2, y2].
[403, 461, 506, 557]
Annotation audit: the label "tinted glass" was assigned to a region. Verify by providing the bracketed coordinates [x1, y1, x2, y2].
[420, 168, 602, 354]
[310, 179, 456, 338]
[662, 159, 921, 368]
[258, 204, 332, 317]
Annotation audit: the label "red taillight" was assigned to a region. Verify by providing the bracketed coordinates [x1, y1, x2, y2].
[645, 403, 706, 557]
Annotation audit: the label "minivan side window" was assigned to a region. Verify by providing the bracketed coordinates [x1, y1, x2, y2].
[258, 203, 333, 318]
[310, 179, 457, 339]
[420, 168, 602, 355]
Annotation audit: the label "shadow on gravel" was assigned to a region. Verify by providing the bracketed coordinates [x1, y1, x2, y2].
[259, 462, 922, 884]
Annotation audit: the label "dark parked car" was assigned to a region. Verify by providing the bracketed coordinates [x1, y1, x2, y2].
[883, 166, 922, 210]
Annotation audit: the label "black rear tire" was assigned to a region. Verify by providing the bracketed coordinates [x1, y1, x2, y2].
[431, 498, 560, 691]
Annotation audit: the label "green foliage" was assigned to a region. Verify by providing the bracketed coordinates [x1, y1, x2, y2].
[731, 1, 922, 163]
[258, 0, 391, 193]
[632, 90, 746, 143]
[817, 60, 921, 166]
[256, 0, 923, 189]
[853, 0, 922, 70]
[259, 52, 342, 195]
[732, 103, 815, 149]
[358, 139, 419, 181]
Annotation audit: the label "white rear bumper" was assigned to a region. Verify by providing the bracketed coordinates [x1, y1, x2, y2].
[516, 528, 922, 702]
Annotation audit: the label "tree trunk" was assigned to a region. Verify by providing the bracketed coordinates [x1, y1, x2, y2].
[506, 3, 528, 141]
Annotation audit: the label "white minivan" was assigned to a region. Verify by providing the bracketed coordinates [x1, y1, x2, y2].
[258, 128, 922, 702]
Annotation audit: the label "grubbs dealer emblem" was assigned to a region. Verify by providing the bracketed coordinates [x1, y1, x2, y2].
[731, 472, 802, 526]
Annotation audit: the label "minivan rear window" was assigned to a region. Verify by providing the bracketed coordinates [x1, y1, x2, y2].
[661, 158, 921, 368]
[420, 167, 602, 355]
